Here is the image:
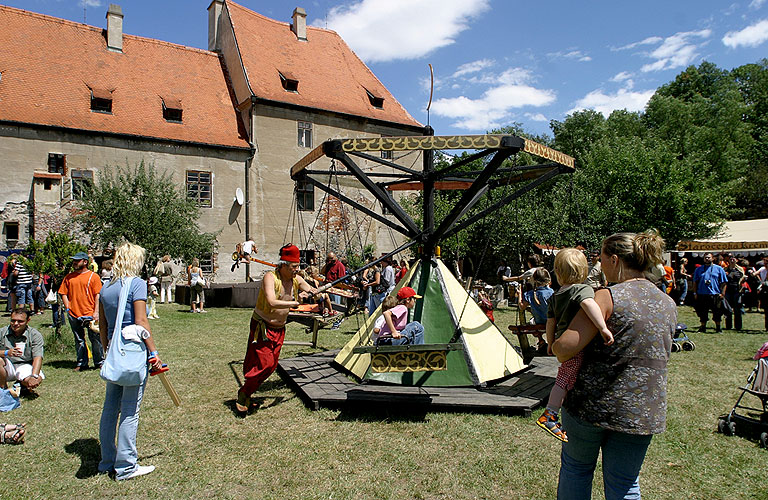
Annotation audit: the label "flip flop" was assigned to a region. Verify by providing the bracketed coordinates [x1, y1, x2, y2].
[235, 393, 250, 415]
[0, 423, 25, 445]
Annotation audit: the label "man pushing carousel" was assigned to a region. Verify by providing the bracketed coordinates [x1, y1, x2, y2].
[236, 244, 316, 415]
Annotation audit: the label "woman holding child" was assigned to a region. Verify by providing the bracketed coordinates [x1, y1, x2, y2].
[552, 230, 676, 500]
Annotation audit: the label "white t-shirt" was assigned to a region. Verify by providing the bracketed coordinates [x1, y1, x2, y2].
[242, 240, 255, 254]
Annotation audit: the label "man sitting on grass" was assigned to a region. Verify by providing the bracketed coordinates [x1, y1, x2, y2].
[0, 307, 44, 395]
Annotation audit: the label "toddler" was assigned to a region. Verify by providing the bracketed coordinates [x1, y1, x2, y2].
[537, 248, 614, 442]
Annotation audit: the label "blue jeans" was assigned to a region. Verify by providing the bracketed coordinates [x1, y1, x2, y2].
[14, 282, 33, 305]
[68, 314, 104, 369]
[557, 409, 652, 500]
[367, 291, 386, 317]
[677, 279, 687, 304]
[390, 321, 425, 345]
[98, 379, 147, 479]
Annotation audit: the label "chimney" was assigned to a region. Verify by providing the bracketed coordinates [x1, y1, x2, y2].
[208, 0, 224, 52]
[106, 4, 123, 52]
[291, 7, 307, 41]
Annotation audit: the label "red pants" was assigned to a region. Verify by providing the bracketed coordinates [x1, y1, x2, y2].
[239, 317, 286, 398]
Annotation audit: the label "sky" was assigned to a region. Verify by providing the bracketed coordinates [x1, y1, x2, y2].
[5, 0, 768, 137]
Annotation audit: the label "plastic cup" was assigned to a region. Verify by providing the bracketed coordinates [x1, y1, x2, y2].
[14, 342, 25, 355]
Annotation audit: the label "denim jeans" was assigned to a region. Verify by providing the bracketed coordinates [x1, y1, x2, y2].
[68, 314, 104, 368]
[724, 289, 742, 330]
[98, 379, 147, 479]
[557, 409, 652, 500]
[677, 279, 687, 304]
[14, 282, 33, 305]
[390, 321, 425, 345]
[367, 291, 386, 316]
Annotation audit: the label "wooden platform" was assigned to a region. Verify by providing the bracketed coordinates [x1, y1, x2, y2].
[277, 350, 558, 416]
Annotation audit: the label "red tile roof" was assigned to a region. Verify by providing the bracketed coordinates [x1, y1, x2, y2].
[0, 5, 249, 149]
[227, 1, 422, 129]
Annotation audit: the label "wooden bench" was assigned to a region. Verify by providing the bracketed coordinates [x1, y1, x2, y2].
[508, 324, 548, 364]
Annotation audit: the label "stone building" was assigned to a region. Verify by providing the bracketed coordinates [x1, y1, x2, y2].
[0, 1, 423, 281]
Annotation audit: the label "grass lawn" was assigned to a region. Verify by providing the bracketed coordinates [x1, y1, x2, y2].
[1, 301, 766, 499]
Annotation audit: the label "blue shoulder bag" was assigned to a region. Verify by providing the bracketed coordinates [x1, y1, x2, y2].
[99, 277, 148, 386]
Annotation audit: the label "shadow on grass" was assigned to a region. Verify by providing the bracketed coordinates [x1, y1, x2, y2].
[45, 360, 78, 370]
[64, 438, 101, 479]
[223, 393, 293, 419]
[333, 405, 429, 423]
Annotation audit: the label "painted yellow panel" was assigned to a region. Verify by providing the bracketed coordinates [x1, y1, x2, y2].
[333, 264, 419, 378]
[436, 259, 526, 382]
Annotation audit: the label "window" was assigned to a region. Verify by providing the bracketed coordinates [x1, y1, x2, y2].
[279, 71, 299, 92]
[187, 170, 212, 208]
[365, 89, 384, 109]
[71, 170, 94, 200]
[90, 88, 113, 113]
[380, 135, 392, 159]
[5, 222, 19, 242]
[298, 121, 312, 148]
[200, 255, 214, 274]
[44, 179, 52, 190]
[296, 178, 314, 211]
[48, 153, 66, 174]
[162, 97, 183, 123]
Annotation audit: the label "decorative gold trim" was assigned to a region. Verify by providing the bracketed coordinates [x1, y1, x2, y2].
[340, 135, 503, 153]
[370, 350, 448, 373]
[523, 139, 575, 169]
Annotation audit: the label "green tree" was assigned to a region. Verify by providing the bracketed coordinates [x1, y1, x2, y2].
[74, 162, 217, 265]
[19, 232, 87, 338]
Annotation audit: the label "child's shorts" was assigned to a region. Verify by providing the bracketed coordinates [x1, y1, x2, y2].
[555, 350, 583, 391]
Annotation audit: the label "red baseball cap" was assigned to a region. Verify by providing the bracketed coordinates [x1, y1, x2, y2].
[396, 286, 422, 300]
[279, 244, 300, 263]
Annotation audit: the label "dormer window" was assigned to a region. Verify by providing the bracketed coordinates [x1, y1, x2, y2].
[162, 97, 183, 123]
[90, 88, 113, 113]
[279, 71, 299, 92]
[365, 88, 384, 109]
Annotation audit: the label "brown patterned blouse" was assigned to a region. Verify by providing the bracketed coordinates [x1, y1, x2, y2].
[565, 279, 676, 435]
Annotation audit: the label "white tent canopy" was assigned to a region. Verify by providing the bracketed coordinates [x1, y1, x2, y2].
[677, 218, 768, 256]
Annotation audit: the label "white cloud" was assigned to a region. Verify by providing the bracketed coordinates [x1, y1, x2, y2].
[610, 71, 633, 82]
[613, 36, 663, 51]
[80, 0, 103, 7]
[750, 0, 767, 9]
[723, 19, 768, 48]
[640, 29, 711, 72]
[547, 50, 591, 62]
[452, 59, 495, 78]
[568, 88, 655, 117]
[317, 0, 490, 63]
[431, 80, 555, 131]
[524, 112, 548, 122]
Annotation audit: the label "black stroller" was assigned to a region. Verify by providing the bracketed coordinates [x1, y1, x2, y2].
[717, 354, 768, 449]
[671, 323, 695, 352]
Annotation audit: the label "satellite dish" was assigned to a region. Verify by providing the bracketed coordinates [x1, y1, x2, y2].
[235, 188, 244, 205]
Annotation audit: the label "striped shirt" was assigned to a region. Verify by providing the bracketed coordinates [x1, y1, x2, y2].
[14, 262, 33, 285]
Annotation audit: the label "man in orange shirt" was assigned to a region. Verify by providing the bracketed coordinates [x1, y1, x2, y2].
[663, 264, 675, 295]
[59, 251, 103, 372]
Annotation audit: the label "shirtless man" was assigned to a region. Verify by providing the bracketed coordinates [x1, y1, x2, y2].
[236, 244, 315, 415]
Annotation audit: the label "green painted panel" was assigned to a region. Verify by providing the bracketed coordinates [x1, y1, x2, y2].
[364, 260, 474, 386]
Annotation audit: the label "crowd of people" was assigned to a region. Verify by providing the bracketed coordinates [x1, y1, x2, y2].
[1, 235, 767, 496]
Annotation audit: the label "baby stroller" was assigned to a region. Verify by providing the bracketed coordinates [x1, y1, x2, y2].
[717, 351, 768, 449]
[671, 323, 695, 352]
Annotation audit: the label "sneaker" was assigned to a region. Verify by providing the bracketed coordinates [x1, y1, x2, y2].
[697, 326, 707, 333]
[116, 465, 155, 481]
[199, 309, 207, 314]
[536, 409, 568, 442]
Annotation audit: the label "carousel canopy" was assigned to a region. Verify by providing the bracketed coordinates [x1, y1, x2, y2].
[677, 218, 768, 255]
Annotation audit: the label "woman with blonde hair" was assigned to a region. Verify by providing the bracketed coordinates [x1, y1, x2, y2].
[187, 258, 206, 313]
[97, 242, 163, 480]
[552, 231, 676, 499]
